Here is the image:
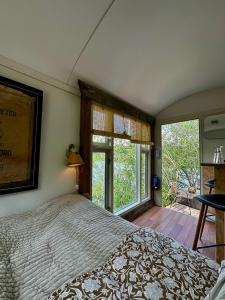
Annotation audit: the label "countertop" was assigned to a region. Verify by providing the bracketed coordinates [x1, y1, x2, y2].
[201, 163, 225, 167]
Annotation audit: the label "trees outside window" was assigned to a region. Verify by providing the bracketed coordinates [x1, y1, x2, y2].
[161, 120, 200, 207]
[113, 138, 137, 212]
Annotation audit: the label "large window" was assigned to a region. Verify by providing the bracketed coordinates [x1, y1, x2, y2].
[78, 81, 153, 203]
[92, 135, 150, 214]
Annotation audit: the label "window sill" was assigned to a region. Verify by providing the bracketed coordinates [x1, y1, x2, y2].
[114, 198, 149, 216]
[116, 198, 153, 221]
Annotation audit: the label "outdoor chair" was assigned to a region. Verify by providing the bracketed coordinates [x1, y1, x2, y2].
[169, 181, 197, 215]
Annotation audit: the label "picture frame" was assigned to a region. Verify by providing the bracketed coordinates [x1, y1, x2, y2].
[0, 76, 43, 195]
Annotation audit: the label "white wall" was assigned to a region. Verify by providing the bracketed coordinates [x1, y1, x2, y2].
[0, 65, 80, 216]
[155, 87, 225, 206]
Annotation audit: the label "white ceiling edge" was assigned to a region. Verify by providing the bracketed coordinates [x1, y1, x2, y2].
[156, 85, 225, 117]
[0, 54, 80, 96]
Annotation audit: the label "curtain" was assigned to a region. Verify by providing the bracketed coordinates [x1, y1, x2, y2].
[92, 103, 151, 144]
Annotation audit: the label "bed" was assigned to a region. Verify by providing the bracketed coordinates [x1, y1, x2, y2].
[0, 194, 219, 299]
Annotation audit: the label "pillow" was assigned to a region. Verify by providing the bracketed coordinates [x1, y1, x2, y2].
[205, 260, 225, 299]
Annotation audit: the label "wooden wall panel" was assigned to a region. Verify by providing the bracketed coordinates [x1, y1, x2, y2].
[79, 96, 92, 198]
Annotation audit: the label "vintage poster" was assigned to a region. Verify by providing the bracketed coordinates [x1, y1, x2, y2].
[0, 77, 42, 195]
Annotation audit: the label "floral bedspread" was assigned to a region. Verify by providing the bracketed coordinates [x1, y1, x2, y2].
[49, 228, 218, 300]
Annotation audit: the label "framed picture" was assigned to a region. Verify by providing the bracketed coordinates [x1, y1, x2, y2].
[0, 76, 43, 195]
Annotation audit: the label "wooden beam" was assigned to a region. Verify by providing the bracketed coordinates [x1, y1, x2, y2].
[79, 96, 92, 198]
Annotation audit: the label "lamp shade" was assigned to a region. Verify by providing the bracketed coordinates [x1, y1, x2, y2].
[66, 144, 84, 167]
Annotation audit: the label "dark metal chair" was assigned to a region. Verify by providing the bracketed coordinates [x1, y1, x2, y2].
[169, 181, 195, 215]
[193, 193, 225, 252]
[205, 179, 216, 193]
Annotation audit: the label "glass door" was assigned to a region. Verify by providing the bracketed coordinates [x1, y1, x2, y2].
[161, 119, 200, 209]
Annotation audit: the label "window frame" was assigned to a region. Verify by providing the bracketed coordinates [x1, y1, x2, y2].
[92, 137, 113, 212]
[141, 145, 150, 201]
[91, 135, 151, 214]
[78, 80, 154, 199]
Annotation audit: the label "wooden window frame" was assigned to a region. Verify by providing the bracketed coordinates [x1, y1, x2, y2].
[78, 80, 155, 202]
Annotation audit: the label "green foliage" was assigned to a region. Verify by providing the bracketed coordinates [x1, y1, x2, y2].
[141, 152, 146, 199]
[113, 139, 136, 212]
[162, 120, 200, 207]
[92, 152, 105, 208]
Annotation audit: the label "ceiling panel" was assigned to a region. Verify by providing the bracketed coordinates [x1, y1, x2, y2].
[0, 0, 112, 82]
[73, 0, 225, 114]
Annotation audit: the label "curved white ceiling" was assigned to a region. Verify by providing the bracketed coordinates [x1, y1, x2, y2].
[1, 0, 225, 115]
[0, 0, 112, 82]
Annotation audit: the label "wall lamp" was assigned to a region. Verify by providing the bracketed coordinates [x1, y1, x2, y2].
[66, 144, 84, 167]
[66, 144, 84, 192]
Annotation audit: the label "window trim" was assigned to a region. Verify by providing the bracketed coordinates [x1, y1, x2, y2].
[92, 139, 113, 212]
[141, 147, 150, 200]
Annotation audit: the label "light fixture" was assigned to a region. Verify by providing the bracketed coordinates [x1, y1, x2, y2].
[66, 144, 84, 167]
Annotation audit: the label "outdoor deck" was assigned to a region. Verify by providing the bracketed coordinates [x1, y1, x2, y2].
[166, 202, 200, 217]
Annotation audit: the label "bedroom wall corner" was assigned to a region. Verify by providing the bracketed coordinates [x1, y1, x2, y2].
[0, 65, 80, 217]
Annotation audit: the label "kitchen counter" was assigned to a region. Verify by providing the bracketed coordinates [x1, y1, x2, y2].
[201, 163, 225, 167]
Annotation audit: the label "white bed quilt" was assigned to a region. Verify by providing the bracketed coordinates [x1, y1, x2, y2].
[0, 194, 136, 299]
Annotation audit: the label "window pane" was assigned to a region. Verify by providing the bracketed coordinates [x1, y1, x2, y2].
[141, 152, 148, 199]
[141, 144, 150, 151]
[113, 138, 137, 212]
[92, 135, 113, 147]
[92, 135, 107, 144]
[92, 152, 105, 209]
[114, 114, 132, 136]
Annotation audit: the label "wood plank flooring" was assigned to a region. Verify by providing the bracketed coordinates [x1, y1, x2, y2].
[133, 205, 216, 260]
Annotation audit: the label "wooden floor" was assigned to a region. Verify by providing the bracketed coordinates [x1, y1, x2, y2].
[133, 205, 216, 260]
